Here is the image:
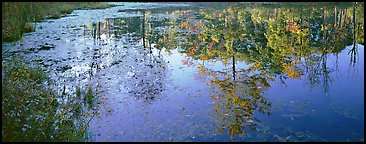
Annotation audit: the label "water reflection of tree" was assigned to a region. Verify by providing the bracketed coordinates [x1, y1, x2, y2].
[126, 48, 167, 102]
[346, 2, 363, 81]
[81, 2, 363, 140]
[200, 6, 273, 140]
[198, 63, 272, 140]
[167, 5, 275, 140]
[200, 2, 362, 95]
[83, 16, 144, 41]
[128, 10, 170, 102]
[81, 10, 170, 103]
[149, 2, 363, 140]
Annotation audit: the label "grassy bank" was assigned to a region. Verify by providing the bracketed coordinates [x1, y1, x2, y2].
[2, 2, 109, 141]
[2, 2, 116, 42]
[2, 56, 99, 142]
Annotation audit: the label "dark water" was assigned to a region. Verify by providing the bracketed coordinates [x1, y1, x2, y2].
[2, 2, 364, 142]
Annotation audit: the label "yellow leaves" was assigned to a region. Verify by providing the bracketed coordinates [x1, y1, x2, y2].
[214, 104, 219, 112]
[240, 101, 251, 107]
[241, 33, 247, 37]
[282, 62, 295, 79]
[210, 94, 217, 100]
[282, 62, 302, 80]
[103, 22, 107, 29]
[254, 63, 261, 69]
[225, 41, 230, 49]
[321, 24, 333, 31]
[232, 95, 239, 103]
[197, 65, 206, 75]
[321, 25, 325, 31]
[249, 63, 261, 70]
[199, 54, 209, 60]
[230, 95, 250, 107]
[226, 103, 231, 109]
[287, 70, 295, 79]
[296, 59, 301, 64]
[198, 64, 217, 78]
[212, 35, 220, 43]
[221, 59, 229, 66]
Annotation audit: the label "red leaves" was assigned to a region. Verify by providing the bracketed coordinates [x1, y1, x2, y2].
[189, 44, 196, 56]
[209, 39, 215, 51]
[286, 19, 299, 33]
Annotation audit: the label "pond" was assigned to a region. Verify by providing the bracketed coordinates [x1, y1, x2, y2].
[2, 2, 364, 142]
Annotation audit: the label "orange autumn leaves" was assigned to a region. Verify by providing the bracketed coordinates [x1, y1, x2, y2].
[232, 95, 251, 107]
[286, 18, 300, 33]
[182, 57, 194, 67]
[187, 36, 217, 57]
[249, 59, 302, 80]
[282, 60, 302, 80]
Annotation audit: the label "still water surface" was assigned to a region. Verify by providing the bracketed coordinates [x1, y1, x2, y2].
[2, 2, 364, 142]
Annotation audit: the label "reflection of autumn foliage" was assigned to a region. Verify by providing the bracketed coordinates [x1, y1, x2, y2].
[197, 63, 272, 140]
[199, 54, 209, 60]
[188, 44, 197, 56]
[197, 64, 217, 77]
[209, 71, 272, 140]
[286, 19, 299, 33]
[209, 39, 215, 51]
[194, 64, 216, 80]
[180, 21, 189, 29]
[141, 2, 362, 140]
[181, 57, 195, 67]
[221, 59, 229, 66]
[249, 63, 261, 70]
[282, 62, 302, 80]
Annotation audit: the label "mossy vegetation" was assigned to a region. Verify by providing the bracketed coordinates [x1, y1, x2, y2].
[2, 56, 99, 142]
[2, 2, 116, 42]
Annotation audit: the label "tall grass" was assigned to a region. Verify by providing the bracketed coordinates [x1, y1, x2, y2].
[2, 2, 116, 42]
[2, 56, 99, 142]
[2, 3, 112, 141]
